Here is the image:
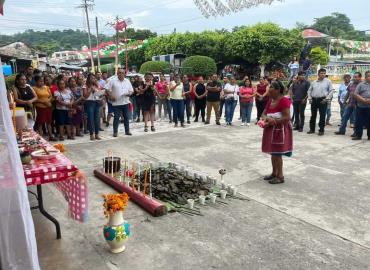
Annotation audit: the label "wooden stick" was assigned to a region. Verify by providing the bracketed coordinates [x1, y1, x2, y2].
[138, 163, 141, 193]
[131, 162, 135, 191]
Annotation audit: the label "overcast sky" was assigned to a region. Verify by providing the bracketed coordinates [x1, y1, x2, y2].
[1, 0, 369, 36]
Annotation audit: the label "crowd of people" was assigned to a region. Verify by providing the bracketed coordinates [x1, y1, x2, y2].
[8, 65, 370, 142]
[7, 63, 370, 184]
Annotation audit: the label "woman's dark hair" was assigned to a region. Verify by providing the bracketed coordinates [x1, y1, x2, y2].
[270, 80, 285, 94]
[244, 79, 252, 87]
[68, 76, 76, 86]
[43, 75, 51, 84]
[15, 73, 26, 88]
[86, 73, 95, 87]
[34, 75, 43, 83]
[57, 79, 65, 88]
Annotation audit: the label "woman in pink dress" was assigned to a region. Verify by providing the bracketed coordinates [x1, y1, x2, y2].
[261, 81, 293, 184]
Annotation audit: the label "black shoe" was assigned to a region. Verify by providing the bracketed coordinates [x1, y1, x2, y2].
[307, 130, 315, 134]
[335, 131, 345, 135]
[204, 121, 210, 125]
[350, 133, 357, 138]
[144, 126, 148, 132]
[151, 126, 156, 132]
[293, 127, 299, 131]
[113, 133, 118, 137]
[318, 131, 324, 136]
[136, 119, 140, 123]
[125, 132, 132, 136]
[263, 174, 275, 181]
[269, 177, 285, 184]
[169, 120, 173, 124]
[216, 121, 221, 125]
[99, 128, 104, 131]
[105, 122, 109, 127]
[298, 129, 303, 132]
[202, 118, 205, 122]
[181, 123, 185, 128]
[187, 120, 191, 124]
[194, 118, 198, 122]
[352, 137, 362, 140]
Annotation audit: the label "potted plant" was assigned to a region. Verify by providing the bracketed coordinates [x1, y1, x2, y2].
[102, 193, 130, 253]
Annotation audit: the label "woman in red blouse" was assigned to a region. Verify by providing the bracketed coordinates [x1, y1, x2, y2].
[260, 81, 293, 184]
[255, 76, 269, 123]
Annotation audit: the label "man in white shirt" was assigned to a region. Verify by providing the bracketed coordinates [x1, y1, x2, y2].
[307, 68, 335, 136]
[105, 68, 134, 137]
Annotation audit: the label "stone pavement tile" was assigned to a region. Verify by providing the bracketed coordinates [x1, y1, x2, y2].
[238, 164, 370, 248]
[35, 185, 370, 270]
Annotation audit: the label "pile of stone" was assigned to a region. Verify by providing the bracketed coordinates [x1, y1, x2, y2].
[136, 163, 215, 205]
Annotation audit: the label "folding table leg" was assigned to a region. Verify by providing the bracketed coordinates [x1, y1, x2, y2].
[36, 185, 61, 239]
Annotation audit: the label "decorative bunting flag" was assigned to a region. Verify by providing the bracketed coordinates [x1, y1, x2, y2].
[331, 38, 370, 53]
[0, 0, 5, 15]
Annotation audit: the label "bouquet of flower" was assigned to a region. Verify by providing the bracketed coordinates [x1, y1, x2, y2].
[102, 193, 129, 217]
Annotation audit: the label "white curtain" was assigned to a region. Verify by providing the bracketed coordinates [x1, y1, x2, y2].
[0, 62, 40, 269]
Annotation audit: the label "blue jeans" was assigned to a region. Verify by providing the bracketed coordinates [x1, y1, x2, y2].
[354, 107, 370, 138]
[339, 106, 356, 134]
[166, 99, 172, 121]
[85, 100, 101, 135]
[184, 98, 192, 121]
[113, 104, 130, 134]
[171, 99, 184, 124]
[225, 98, 237, 123]
[240, 102, 253, 123]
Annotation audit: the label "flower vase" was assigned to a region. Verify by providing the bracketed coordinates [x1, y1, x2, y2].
[103, 210, 130, 253]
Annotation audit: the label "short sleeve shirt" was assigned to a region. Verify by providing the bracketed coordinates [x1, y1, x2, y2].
[54, 89, 73, 110]
[206, 81, 221, 102]
[355, 82, 370, 108]
[265, 96, 292, 118]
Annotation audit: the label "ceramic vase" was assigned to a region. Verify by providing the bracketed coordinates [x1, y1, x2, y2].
[103, 210, 130, 253]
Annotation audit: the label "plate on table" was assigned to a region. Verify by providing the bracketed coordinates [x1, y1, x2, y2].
[31, 149, 60, 160]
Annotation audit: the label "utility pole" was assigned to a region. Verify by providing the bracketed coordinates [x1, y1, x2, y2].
[106, 15, 122, 75]
[78, 0, 95, 73]
[95, 16, 101, 72]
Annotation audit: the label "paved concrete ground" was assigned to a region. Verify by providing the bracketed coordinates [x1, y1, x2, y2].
[29, 100, 370, 270]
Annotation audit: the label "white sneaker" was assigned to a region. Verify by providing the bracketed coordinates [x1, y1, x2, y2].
[241, 122, 245, 126]
[246, 123, 251, 126]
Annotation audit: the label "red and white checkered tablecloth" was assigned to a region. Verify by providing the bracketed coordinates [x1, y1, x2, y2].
[22, 132, 88, 222]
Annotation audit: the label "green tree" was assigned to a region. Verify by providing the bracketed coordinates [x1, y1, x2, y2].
[309, 47, 329, 65]
[311, 13, 369, 41]
[120, 47, 148, 71]
[182, 56, 217, 77]
[118, 28, 157, 41]
[144, 31, 226, 65]
[139, 61, 171, 74]
[225, 23, 304, 76]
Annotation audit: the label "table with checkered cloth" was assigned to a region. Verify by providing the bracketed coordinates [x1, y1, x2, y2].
[23, 133, 88, 222]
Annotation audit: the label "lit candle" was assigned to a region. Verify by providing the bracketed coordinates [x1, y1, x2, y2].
[143, 167, 148, 196]
[109, 151, 113, 177]
[149, 163, 152, 198]
[123, 159, 127, 184]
